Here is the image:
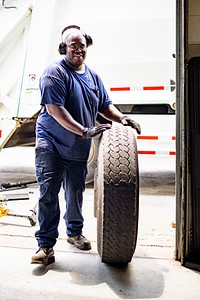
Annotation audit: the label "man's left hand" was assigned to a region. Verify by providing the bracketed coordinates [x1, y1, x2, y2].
[120, 116, 141, 135]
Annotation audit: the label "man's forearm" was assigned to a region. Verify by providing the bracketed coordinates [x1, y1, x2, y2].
[46, 104, 84, 136]
[101, 104, 124, 123]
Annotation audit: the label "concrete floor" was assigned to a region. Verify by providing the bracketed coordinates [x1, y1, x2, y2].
[0, 188, 200, 300]
[0, 147, 200, 300]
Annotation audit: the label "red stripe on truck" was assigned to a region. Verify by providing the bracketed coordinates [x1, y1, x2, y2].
[110, 85, 168, 91]
[138, 150, 176, 156]
[169, 151, 176, 155]
[143, 86, 164, 90]
[137, 135, 176, 141]
[137, 136, 158, 140]
[138, 150, 156, 155]
[110, 87, 130, 91]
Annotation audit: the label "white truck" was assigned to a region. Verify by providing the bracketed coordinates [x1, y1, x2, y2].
[0, 0, 176, 182]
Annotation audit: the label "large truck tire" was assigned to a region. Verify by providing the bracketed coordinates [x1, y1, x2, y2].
[95, 125, 139, 264]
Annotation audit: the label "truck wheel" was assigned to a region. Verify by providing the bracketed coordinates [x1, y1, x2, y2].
[96, 125, 139, 264]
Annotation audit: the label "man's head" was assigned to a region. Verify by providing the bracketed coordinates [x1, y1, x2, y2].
[58, 25, 93, 55]
[58, 25, 93, 70]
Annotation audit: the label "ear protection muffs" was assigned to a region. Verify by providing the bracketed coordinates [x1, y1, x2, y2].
[58, 25, 93, 55]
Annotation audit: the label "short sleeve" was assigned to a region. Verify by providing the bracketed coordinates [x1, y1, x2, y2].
[39, 63, 67, 106]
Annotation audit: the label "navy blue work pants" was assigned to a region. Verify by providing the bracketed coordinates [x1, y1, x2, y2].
[35, 148, 88, 248]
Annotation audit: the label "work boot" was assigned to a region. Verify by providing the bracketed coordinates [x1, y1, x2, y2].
[31, 248, 55, 265]
[67, 235, 91, 250]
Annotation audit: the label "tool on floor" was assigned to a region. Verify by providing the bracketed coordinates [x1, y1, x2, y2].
[0, 180, 38, 226]
[0, 180, 37, 192]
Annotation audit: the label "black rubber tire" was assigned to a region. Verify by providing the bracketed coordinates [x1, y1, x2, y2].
[96, 125, 139, 264]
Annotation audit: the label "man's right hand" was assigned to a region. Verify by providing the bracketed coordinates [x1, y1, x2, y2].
[82, 124, 111, 139]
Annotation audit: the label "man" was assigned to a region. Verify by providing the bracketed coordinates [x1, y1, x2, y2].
[31, 25, 141, 265]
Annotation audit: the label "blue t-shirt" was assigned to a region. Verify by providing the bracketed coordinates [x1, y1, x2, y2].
[36, 59, 112, 161]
